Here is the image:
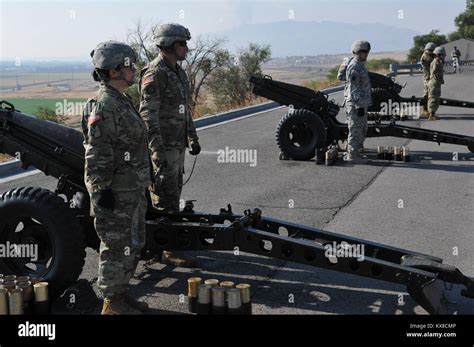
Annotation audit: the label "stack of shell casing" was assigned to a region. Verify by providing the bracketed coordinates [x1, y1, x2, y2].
[0, 274, 48, 315]
[187, 277, 252, 315]
[377, 146, 408, 162]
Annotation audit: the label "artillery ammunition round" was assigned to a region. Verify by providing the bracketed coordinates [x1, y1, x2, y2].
[204, 279, 219, 287]
[393, 146, 402, 161]
[226, 288, 243, 315]
[219, 281, 234, 288]
[377, 146, 385, 159]
[0, 288, 8, 315]
[211, 286, 227, 315]
[187, 277, 202, 314]
[8, 288, 23, 315]
[197, 284, 212, 315]
[33, 282, 50, 314]
[236, 283, 252, 315]
[402, 146, 410, 162]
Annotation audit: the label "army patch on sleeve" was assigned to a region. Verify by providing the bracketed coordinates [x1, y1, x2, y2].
[88, 110, 102, 126]
[142, 73, 155, 86]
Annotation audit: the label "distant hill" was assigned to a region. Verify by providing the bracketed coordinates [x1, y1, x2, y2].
[208, 20, 419, 57]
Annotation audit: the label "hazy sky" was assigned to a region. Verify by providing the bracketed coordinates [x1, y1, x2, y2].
[0, 0, 468, 60]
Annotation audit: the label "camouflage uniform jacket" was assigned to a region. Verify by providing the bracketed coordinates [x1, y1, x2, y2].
[138, 54, 198, 157]
[421, 51, 434, 81]
[429, 57, 444, 87]
[82, 84, 151, 193]
[344, 57, 372, 108]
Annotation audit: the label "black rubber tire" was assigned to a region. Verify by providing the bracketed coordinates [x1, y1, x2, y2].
[0, 187, 86, 297]
[276, 109, 327, 160]
[368, 88, 400, 113]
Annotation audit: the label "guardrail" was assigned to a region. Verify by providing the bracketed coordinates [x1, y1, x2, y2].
[390, 60, 474, 76]
[389, 63, 421, 76]
[444, 59, 474, 66]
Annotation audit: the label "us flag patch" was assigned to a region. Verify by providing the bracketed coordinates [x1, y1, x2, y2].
[88, 110, 102, 125]
[142, 74, 155, 85]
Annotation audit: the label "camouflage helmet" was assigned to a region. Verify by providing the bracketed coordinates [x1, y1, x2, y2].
[351, 40, 371, 53]
[154, 23, 191, 47]
[434, 46, 446, 56]
[424, 42, 436, 51]
[90, 41, 137, 70]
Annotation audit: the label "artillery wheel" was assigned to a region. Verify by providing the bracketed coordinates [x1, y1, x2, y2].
[368, 88, 400, 113]
[0, 187, 86, 297]
[276, 109, 327, 161]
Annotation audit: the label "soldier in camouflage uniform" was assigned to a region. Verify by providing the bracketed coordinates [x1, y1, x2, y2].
[420, 42, 436, 117]
[344, 40, 372, 164]
[82, 41, 151, 314]
[139, 23, 201, 267]
[427, 46, 446, 121]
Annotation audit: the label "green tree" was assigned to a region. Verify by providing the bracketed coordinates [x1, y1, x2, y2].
[448, 0, 474, 41]
[407, 30, 448, 62]
[207, 44, 271, 109]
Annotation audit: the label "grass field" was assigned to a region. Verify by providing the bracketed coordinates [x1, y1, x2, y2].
[5, 98, 86, 115]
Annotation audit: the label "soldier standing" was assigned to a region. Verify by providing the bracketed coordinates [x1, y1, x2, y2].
[139, 23, 201, 267]
[427, 47, 446, 121]
[83, 41, 151, 314]
[451, 46, 461, 73]
[344, 40, 372, 164]
[420, 42, 436, 117]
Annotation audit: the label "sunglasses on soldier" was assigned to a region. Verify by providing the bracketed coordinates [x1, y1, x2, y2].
[176, 41, 188, 47]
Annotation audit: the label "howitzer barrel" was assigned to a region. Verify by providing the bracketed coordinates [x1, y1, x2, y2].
[0, 101, 85, 184]
[249, 75, 339, 116]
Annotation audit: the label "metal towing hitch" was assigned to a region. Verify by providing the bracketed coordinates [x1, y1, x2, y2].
[249, 75, 474, 161]
[0, 100, 473, 314]
[145, 202, 474, 314]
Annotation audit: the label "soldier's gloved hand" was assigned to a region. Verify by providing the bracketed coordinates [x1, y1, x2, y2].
[189, 141, 201, 156]
[152, 151, 168, 169]
[97, 189, 115, 211]
[357, 107, 365, 117]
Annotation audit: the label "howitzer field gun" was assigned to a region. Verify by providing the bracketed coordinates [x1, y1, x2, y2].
[249, 75, 474, 161]
[1, 100, 473, 314]
[368, 71, 474, 117]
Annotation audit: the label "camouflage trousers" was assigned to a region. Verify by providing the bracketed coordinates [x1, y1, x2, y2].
[346, 105, 368, 155]
[428, 83, 441, 114]
[90, 189, 147, 298]
[423, 79, 430, 100]
[150, 147, 185, 212]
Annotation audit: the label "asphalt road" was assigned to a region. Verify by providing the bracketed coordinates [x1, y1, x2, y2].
[1, 67, 473, 315]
